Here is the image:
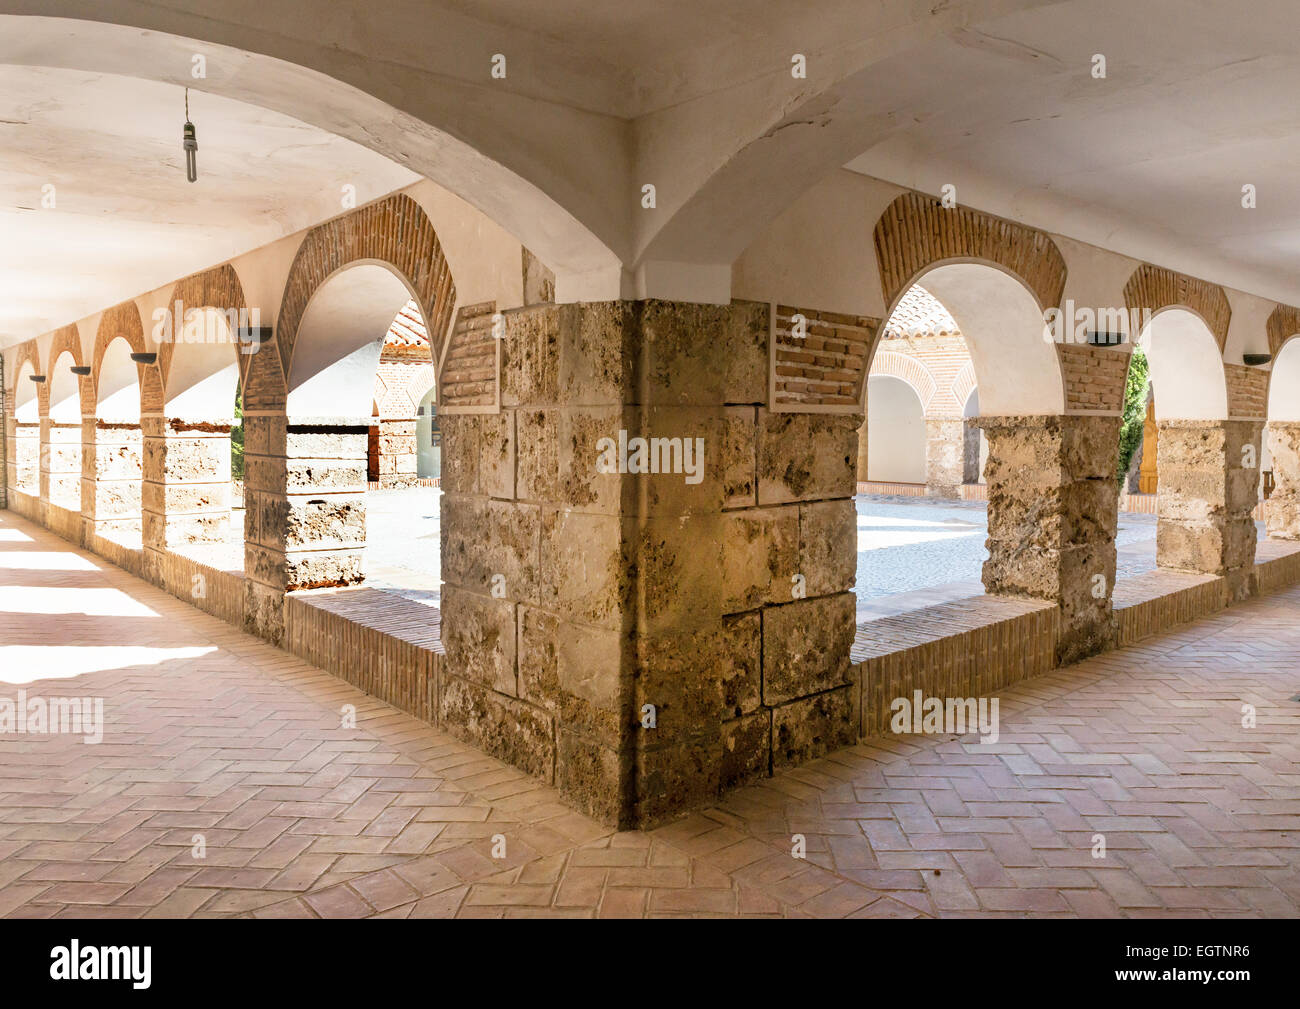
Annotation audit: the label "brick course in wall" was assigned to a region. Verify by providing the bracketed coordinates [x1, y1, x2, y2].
[1058, 343, 1130, 414]
[771, 304, 877, 410]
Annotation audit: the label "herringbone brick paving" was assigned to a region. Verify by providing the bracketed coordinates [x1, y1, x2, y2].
[1, 510, 1298, 918]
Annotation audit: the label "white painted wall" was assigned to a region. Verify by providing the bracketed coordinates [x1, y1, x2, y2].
[867, 376, 926, 484]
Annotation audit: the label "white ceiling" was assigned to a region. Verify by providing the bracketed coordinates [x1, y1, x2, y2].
[844, 0, 1300, 307]
[0, 66, 417, 347]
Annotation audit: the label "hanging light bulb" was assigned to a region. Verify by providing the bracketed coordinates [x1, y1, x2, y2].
[182, 88, 198, 183]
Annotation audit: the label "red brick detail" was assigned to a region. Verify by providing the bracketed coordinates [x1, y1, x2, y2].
[873, 191, 1067, 313]
[1123, 263, 1232, 352]
[92, 302, 163, 415]
[9, 341, 45, 415]
[951, 360, 977, 410]
[867, 350, 937, 410]
[773, 304, 878, 409]
[1058, 344, 1130, 414]
[276, 193, 457, 381]
[441, 301, 498, 409]
[872, 332, 970, 418]
[1224, 363, 1269, 419]
[1266, 304, 1300, 360]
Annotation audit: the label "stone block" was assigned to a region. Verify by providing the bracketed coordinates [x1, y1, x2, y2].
[539, 507, 625, 626]
[441, 496, 539, 603]
[440, 587, 518, 696]
[440, 675, 554, 782]
[634, 612, 761, 738]
[799, 498, 857, 596]
[772, 686, 854, 769]
[762, 593, 855, 705]
[757, 410, 860, 504]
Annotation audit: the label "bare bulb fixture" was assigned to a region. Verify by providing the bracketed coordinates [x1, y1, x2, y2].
[182, 88, 198, 183]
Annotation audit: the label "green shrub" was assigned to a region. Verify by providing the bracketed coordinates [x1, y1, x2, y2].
[1117, 345, 1149, 481]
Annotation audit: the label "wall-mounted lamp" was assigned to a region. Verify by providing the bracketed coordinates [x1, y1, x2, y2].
[182, 88, 198, 183]
[1243, 352, 1272, 366]
[70, 365, 91, 376]
[28, 374, 45, 383]
[129, 352, 157, 365]
[1085, 330, 1127, 346]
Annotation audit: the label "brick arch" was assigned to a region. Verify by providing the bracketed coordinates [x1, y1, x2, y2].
[158, 263, 249, 389]
[93, 301, 163, 416]
[951, 360, 978, 411]
[1123, 263, 1232, 352]
[10, 340, 45, 417]
[867, 350, 937, 412]
[275, 193, 457, 384]
[873, 191, 1068, 313]
[1266, 303, 1300, 360]
[45, 325, 94, 417]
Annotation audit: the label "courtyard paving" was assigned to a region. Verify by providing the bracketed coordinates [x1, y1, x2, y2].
[1, 509, 1299, 917]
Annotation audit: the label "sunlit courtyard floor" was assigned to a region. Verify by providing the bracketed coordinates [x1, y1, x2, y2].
[174, 487, 1266, 625]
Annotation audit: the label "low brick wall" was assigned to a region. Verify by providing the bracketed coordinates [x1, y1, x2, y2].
[1112, 569, 1229, 648]
[43, 502, 82, 544]
[152, 550, 246, 625]
[851, 596, 1059, 738]
[284, 588, 442, 725]
[1255, 539, 1300, 594]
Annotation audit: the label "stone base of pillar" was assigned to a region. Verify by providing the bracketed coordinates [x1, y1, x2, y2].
[1156, 419, 1262, 601]
[43, 422, 82, 511]
[82, 421, 143, 542]
[440, 300, 859, 828]
[242, 416, 366, 643]
[1266, 421, 1300, 540]
[142, 418, 232, 581]
[925, 417, 965, 498]
[977, 414, 1121, 665]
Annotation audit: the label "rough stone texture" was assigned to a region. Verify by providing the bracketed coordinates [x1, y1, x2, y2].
[1266, 421, 1300, 540]
[1157, 419, 1263, 600]
[142, 420, 231, 579]
[82, 422, 143, 537]
[443, 299, 859, 829]
[41, 420, 82, 511]
[976, 414, 1121, 665]
[925, 417, 965, 497]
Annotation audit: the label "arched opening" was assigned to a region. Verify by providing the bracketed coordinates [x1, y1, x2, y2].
[92, 337, 144, 547]
[46, 351, 83, 510]
[155, 309, 241, 563]
[1139, 309, 1228, 422]
[1136, 308, 1261, 586]
[285, 267, 440, 601]
[1265, 337, 1300, 540]
[856, 263, 1062, 620]
[865, 376, 925, 484]
[10, 359, 40, 497]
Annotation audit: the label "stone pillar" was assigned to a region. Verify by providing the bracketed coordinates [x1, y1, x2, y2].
[1157, 419, 1262, 599]
[1265, 421, 1300, 539]
[10, 420, 39, 498]
[440, 300, 858, 829]
[977, 414, 1121, 664]
[855, 414, 868, 483]
[924, 416, 965, 497]
[81, 421, 143, 541]
[41, 420, 82, 511]
[376, 417, 419, 487]
[243, 414, 366, 643]
[141, 417, 232, 573]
